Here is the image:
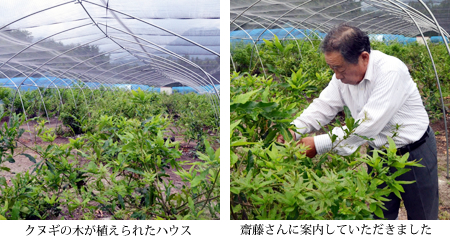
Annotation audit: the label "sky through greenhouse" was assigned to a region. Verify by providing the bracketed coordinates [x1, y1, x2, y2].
[0, 0, 220, 94]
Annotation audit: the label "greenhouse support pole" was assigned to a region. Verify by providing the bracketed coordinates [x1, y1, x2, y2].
[418, 0, 450, 179]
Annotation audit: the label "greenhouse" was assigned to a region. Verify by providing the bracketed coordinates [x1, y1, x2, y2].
[0, 0, 220, 220]
[230, 0, 450, 220]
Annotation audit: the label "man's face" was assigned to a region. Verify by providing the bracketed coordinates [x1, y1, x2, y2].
[324, 51, 369, 85]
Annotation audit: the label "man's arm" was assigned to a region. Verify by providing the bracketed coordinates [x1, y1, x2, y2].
[314, 70, 411, 156]
[291, 77, 345, 139]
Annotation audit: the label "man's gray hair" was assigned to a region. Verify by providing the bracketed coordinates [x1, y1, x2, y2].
[320, 23, 371, 64]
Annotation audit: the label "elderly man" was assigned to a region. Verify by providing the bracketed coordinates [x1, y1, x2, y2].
[282, 24, 438, 220]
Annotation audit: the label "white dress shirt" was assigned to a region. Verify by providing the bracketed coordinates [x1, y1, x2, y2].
[291, 50, 429, 156]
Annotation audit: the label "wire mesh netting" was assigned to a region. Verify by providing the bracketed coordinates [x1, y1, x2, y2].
[231, 0, 450, 178]
[0, 0, 220, 120]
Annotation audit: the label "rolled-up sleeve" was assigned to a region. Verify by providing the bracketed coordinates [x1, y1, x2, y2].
[314, 70, 410, 156]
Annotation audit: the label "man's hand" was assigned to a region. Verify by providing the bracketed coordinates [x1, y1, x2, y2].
[277, 130, 317, 158]
[276, 128, 296, 143]
[298, 137, 317, 158]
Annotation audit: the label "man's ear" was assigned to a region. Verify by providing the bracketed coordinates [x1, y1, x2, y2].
[361, 51, 370, 66]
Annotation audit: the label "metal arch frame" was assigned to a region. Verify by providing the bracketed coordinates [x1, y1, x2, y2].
[2, 63, 65, 118]
[76, 1, 173, 88]
[234, 12, 325, 40]
[232, 8, 327, 40]
[71, 53, 144, 85]
[134, 57, 211, 91]
[231, 0, 262, 25]
[41, 47, 125, 103]
[103, 26, 220, 97]
[80, 0, 220, 57]
[414, 0, 450, 179]
[97, 38, 220, 99]
[101, 23, 221, 84]
[230, 20, 270, 76]
[43, 47, 122, 88]
[339, 4, 381, 26]
[125, 50, 216, 89]
[371, 20, 412, 35]
[263, 1, 333, 35]
[130, 54, 217, 91]
[122, 50, 220, 117]
[1, 0, 221, 112]
[365, 0, 450, 180]
[81, 59, 146, 85]
[2, 65, 68, 125]
[69, 49, 219, 117]
[230, 15, 302, 74]
[44, 67, 96, 108]
[279, 22, 314, 45]
[7, 36, 106, 122]
[371, 0, 450, 37]
[3, 62, 92, 130]
[356, 13, 392, 28]
[72, 55, 160, 91]
[360, 1, 428, 35]
[316, 5, 367, 31]
[253, 0, 316, 42]
[0, 71, 42, 135]
[0, 64, 82, 137]
[0, 71, 35, 137]
[230, 2, 326, 77]
[284, 0, 348, 39]
[374, 0, 446, 37]
[98, 0, 163, 76]
[359, 0, 444, 37]
[97, 24, 202, 85]
[367, 16, 407, 33]
[0, 0, 75, 31]
[0, 23, 92, 70]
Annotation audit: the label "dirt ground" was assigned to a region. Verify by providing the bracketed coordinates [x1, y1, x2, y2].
[0, 117, 217, 220]
[385, 116, 450, 220]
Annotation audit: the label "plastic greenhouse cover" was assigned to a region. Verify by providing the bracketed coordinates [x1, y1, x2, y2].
[0, 0, 220, 92]
[231, 0, 450, 42]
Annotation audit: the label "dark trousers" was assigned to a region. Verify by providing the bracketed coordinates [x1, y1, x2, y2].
[367, 127, 439, 220]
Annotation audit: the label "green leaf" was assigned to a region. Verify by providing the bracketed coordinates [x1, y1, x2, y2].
[343, 105, 352, 118]
[369, 202, 377, 212]
[20, 153, 36, 163]
[188, 197, 195, 212]
[374, 206, 384, 219]
[118, 194, 125, 209]
[230, 151, 238, 167]
[0, 177, 6, 186]
[191, 170, 209, 188]
[232, 89, 260, 104]
[262, 86, 270, 102]
[230, 140, 256, 147]
[246, 150, 254, 172]
[230, 120, 242, 137]
[387, 136, 397, 152]
[125, 168, 144, 175]
[264, 129, 278, 145]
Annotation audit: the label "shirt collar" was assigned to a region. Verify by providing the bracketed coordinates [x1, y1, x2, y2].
[362, 49, 375, 82]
